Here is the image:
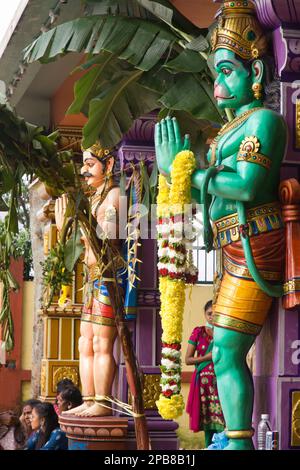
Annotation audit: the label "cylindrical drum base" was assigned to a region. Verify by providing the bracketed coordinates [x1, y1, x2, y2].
[59, 414, 129, 450]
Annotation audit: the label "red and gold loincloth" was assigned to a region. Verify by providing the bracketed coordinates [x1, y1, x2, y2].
[81, 263, 124, 327]
[213, 205, 285, 336]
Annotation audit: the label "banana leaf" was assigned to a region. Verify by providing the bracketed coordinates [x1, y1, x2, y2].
[24, 16, 177, 72]
[82, 69, 159, 148]
[159, 74, 222, 123]
[67, 52, 115, 115]
[64, 226, 84, 272]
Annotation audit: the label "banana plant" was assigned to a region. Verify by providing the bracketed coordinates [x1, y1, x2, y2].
[23, 0, 222, 151]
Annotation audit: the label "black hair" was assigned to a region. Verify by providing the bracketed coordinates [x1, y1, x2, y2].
[22, 399, 41, 409]
[33, 403, 58, 450]
[204, 300, 213, 312]
[56, 378, 74, 394]
[59, 386, 83, 408]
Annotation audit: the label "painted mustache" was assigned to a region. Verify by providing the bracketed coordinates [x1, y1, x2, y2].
[81, 171, 93, 178]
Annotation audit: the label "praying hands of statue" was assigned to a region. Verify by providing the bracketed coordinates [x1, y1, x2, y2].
[54, 193, 69, 232]
[155, 116, 191, 178]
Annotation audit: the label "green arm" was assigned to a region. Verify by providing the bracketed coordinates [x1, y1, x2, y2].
[192, 110, 286, 201]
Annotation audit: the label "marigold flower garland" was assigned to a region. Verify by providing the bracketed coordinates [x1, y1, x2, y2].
[156, 150, 197, 420]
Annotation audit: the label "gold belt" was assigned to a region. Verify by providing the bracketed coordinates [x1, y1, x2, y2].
[212, 202, 283, 249]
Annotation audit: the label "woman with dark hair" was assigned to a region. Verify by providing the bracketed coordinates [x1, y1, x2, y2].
[19, 399, 41, 440]
[25, 403, 67, 450]
[54, 379, 74, 415]
[185, 300, 225, 448]
[56, 386, 83, 415]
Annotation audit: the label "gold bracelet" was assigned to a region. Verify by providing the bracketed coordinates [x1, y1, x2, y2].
[226, 428, 255, 439]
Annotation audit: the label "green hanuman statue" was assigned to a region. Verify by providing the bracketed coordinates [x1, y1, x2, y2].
[155, 1, 287, 450]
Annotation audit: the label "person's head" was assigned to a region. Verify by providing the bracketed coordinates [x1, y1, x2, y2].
[31, 403, 58, 449]
[81, 142, 115, 189]
[56, 378, 74, 395]
[212, 1, 268, 111]
[214, 49, 265, 110]
[0, 410, 19, 428]
[56, 386, 83, 414]
[22, 399, 41, 428]
[204, 300, 213, 325]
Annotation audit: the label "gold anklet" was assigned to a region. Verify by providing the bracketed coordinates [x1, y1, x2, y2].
[226, 429, 255, 439]
[82, 396, 95, 401]
[95, 394, 110, 402]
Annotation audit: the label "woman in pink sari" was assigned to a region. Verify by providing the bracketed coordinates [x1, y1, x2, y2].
[186, 300, 225, 447]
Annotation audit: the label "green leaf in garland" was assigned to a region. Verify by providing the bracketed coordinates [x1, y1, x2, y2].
[64, 228, 84, 272]
[140, 161, 150, 213]
[149, 160, 158, 204]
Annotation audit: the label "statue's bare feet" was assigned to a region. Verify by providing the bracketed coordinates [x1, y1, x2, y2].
[62, 401, 94, 416]
[79, 402, 112, 417]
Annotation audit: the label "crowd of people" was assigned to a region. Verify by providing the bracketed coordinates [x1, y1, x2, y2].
[1, 300, 222, 451]
[0, 379, 82, 450]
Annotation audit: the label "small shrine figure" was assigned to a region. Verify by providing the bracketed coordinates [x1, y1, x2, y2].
[55, 142, 135, 417]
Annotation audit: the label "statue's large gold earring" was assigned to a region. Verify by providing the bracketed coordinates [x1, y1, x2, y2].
[252, 82, 263, 101]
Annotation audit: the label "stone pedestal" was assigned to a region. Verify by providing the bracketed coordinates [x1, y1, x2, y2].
[59, 415, 129, 450]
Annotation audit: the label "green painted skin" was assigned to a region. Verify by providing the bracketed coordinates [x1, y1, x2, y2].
[155, 49, 287, 450]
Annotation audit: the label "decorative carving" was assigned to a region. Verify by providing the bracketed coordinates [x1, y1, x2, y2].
[124, 115, 155, 143]
[143, 374, 161, 409]
[59, 415, 128, 442]
[42, 200, 56, 221]
[291, 391, 300, 446]
[296, 100, 300, 149]
[52, 366, 79, 391]
[40, 362, 47, 395]
[255, 0, 300, 28]
[118, 145, 155, 173]
[56, 126, 82, 153]
[137, 289, 160, 307]
[39, 306, 82, 317]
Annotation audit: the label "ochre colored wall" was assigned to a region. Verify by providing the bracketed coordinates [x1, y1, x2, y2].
[171, 0, 219, 27]
[21, 281, 34, 402]
[51, 61, 87, 128]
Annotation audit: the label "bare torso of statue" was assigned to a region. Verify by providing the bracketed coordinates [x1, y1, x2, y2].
[55, 143, 121, 417]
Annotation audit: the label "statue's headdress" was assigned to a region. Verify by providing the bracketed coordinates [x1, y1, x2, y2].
[211, 1, 268, 60]
[81, 141, 112, 161]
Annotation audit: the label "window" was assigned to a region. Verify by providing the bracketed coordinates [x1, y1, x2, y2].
[192, 216, 216, 284]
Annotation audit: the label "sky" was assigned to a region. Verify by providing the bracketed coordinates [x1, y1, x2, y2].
[0, 0, 29, 58]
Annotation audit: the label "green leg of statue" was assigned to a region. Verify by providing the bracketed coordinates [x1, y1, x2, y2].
[213, 326, 256, 450]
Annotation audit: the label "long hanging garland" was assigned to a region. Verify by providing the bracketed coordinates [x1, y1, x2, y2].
[156, 150, 197, 420]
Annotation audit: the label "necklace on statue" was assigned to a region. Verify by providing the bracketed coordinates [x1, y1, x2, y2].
[209, 107, 262, 166]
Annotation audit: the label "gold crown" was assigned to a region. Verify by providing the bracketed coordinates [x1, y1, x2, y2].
[81, 141, 111, 160]
[211, 1, 268, 60]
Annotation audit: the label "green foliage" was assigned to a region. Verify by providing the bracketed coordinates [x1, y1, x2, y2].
[64, 226, 84, 272]
[41, 243, 74, 307]
[0, 97, 85, 350]
[23, 0, 223, 150]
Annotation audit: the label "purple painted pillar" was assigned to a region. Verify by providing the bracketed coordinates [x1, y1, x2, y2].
[116, 115, 178, 449]
[253, 0, 300, 450]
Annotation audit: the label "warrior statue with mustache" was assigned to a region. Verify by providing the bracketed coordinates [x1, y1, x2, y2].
[55, 143, 125, 417]
[155, 1, 287, 450]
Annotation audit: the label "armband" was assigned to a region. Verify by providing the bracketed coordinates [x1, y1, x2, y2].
[237, 135, 271, 170]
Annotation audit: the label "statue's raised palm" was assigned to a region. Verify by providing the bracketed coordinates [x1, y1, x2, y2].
[155, 116, 190, 177]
